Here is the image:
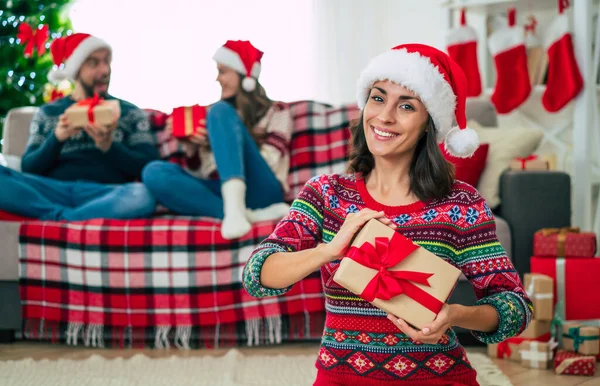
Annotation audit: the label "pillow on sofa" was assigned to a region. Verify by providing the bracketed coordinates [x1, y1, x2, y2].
[470, 120, 544, 208]
[440, 143, 489, 187]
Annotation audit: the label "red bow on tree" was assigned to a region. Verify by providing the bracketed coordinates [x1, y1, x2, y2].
[17, 23, 49, 58]
[346, 233, 443, 314]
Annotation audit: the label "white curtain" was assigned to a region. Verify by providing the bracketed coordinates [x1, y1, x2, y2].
[69, 0, 448, 110]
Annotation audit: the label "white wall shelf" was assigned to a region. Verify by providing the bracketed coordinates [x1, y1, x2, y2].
[444, 0, 600, 242]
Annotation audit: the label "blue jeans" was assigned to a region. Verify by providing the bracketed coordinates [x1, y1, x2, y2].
[142, 101, 284, 218]
[0, 165, 156, 221]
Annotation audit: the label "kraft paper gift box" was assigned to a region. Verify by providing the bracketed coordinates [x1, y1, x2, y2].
[488, 341, 521, 361]
[562, 324, 600, 356]
[520, 341, 554, 369]
[509, 155, 549, 171]
[171, 105, 208, 138]
[519, 320, 552, 340]
[65, 94, 120, 128]
[333, 219, 462, 330]
[554, 350, 596, 376]
[523, 273, 553, 321]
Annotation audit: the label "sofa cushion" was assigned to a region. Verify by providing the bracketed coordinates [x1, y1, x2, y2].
[472, 120, 544, 209]
[440, 143, 489, 187]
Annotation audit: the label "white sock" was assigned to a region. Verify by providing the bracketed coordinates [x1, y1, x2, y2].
[220, 179, 252, 240]
[246, 202, 291, 223]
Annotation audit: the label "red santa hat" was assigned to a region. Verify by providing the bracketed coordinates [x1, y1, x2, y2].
[212, 40, 263, 92]
[356, 43, 479, 158]
[47, 33, 111, 83]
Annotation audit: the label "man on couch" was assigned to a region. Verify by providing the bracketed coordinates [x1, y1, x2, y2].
[0, 33, 159, 220]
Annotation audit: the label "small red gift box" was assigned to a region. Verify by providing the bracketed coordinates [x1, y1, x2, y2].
[171, 105, 207, 138]
[554, 350, 596, 376]
[533, 227, 597, 258]
[509, 155, 549, 171]
[530, 256, 600, 321]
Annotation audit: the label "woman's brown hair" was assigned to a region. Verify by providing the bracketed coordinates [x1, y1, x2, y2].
[347, 113, 455, 202]
[235, 75, 273, 134]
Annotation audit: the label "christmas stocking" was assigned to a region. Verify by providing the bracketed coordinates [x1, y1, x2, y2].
[446, 8, 482, 97]
[542, 1, 583, 112]
[488, 8, 531, 114]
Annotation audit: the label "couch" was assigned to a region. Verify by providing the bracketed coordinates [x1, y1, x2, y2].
[0, 99, 571, 346]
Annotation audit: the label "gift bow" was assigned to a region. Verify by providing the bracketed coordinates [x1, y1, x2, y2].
[525, 16, 538, 34]
[540, 227, 580, 237]
[496, 332, 552, 358]
[563, 326, 600, 352]
[540, 227, 580, 257]
[17, 23, 49, 58]
[346, 233, 443, 314]
[515, 155, 538, 170]
[76, 93, 103, 124]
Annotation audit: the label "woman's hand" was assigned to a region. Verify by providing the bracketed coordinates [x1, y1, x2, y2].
[387, 304, 454, 344]
[320, 209, 396, 263]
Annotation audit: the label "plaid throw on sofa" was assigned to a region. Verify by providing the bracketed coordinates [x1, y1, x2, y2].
[18, 101, 360, 349]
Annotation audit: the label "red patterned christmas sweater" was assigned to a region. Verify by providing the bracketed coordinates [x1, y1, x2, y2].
[244, 174, 533, 385]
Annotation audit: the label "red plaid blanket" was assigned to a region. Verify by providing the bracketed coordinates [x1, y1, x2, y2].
[18, 101, 360, 349]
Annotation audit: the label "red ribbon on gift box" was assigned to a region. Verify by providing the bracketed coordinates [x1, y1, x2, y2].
[346, 233, 443, 314]
[17, 23, 49, 58]
[515, 155, 538, 170]
[496, 332, 552, 358]
[76, 93, 103, 124]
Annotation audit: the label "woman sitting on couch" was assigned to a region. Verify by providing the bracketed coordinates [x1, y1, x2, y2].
[143, 40, 292, 240]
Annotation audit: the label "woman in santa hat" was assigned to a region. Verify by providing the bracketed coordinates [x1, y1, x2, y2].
[243, 44, 532, 385]
[143, 40, 292, 240]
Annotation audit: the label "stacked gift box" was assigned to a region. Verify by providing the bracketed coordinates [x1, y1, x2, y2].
[487, 273, 555, 369]
[529, 227, 599, 376]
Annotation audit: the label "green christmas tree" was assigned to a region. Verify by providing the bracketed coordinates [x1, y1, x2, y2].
[0, 0, 73, 151]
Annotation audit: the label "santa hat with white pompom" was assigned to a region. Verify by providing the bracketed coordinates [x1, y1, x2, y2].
[356, 43, 480, 158]
[212, 40, 263, 93]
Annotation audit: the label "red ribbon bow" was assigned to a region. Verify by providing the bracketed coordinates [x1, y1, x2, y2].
[525, 16, 538, 34]
[496, 332, 552, 358]
[17, 23, 49, 58]
[76, 93, 103, 124]
[515, 155, 538, 170]
[346, 233, 443, 314]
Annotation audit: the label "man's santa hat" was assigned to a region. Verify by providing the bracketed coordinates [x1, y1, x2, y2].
[212, 40, 263, 92]
[47, 33, 111, 83]
[356, 43, 480, 158]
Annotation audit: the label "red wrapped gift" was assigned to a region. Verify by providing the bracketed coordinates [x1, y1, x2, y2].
[530, 256, 600, 321]
[171, 105, 207, 138]
[533, 227, 597, 258]
[509, 155, 549, 171]
[554, 350, 596, 376]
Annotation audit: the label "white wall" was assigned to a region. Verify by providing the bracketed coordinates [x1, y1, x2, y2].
[312, 0, 448, 106]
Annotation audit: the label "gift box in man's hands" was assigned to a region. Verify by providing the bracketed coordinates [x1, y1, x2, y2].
[65, 94, 120, 128]
[333, 219, 462, 330]
[171, 105, 208, 138]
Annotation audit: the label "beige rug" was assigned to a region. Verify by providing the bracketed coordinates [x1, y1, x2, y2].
[0, 350, 512, 386]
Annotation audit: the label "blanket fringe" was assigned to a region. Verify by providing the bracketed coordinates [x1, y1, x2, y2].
[83, 324, 105, 348]
[174, 326, 191, 350]
[154, 325, 171, 349]
[246, 315, 282, 347]
[65, 322, 84, 346]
